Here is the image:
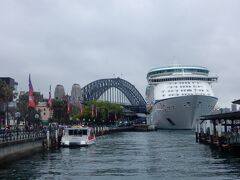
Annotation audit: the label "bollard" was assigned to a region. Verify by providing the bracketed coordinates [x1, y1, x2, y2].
[218, 124, 222, 137]
[203, 123, 206, 134]
[55, 130, 58, 146]
[195, 123, 198, 143]
[47, 130, 50, 148]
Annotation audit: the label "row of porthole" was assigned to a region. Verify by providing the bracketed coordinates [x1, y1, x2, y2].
[166, 89, 207, 93]
[170, 82, 200, 85]
[163, 93, 211, 97]
[157, 102, 214, 111]
[168, 85, 202, 88]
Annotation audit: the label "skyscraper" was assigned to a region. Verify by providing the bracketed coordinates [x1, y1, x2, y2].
[71, 84, 82, 104]
[54, 84, 65, 100]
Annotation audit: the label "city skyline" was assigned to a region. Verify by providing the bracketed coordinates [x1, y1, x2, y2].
[0, 0, 240, 108]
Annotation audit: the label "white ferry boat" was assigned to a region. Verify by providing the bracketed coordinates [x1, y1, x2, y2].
[146, 65, 218, 129]
[61, 126, 96, 147]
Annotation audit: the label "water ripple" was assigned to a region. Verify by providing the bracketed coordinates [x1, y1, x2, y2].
[0, 131, 240, 180]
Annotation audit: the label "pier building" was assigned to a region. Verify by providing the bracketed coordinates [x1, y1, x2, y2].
[196, 99, 240, 152]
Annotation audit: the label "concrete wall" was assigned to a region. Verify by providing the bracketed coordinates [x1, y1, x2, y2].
[0, 140, 43, 165]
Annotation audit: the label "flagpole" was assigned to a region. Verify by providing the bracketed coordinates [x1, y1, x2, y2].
[28, 74, 36, 128]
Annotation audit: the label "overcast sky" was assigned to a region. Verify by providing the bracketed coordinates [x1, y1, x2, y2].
[0, 0, 240, 108]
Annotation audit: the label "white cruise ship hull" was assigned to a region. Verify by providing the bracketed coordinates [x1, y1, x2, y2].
[149, 95, 217, 129]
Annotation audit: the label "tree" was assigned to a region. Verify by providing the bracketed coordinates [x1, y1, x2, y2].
[70, 100, 123, 125]
[0, 80, 12, 104]
[18, 91, 42, 124]
[0, 80, 13, 126]
[52, 99, 69, 124]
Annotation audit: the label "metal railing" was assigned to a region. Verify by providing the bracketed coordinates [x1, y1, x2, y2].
[0, 129, 46, 144]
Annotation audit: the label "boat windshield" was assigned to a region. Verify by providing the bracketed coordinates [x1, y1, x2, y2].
[68, 129, 88, 136]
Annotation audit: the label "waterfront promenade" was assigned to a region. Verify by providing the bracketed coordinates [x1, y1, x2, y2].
[0, 128, 46, 165]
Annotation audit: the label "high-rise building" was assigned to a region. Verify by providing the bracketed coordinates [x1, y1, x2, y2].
[0, 77, 18, 90]
[71, 84, 82, 103]
[231, 103, 238, 112]
[54, 85, 65, 100]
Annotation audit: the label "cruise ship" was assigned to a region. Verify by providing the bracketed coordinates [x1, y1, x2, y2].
[146, 65, 218, 129]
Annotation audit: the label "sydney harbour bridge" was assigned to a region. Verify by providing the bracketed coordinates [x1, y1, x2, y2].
[82, 78, 146, 113]
[54, 78, 146, 113]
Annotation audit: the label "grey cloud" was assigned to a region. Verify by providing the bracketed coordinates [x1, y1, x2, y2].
[0, 0, 240, 108]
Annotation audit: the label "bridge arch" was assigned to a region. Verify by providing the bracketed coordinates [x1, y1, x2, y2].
[82, 78, 146, 106]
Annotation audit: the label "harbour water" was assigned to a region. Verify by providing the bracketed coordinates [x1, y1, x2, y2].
[1, 130, 240, 180]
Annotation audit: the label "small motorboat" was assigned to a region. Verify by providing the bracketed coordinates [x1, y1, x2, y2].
[61, 126, 96, 147]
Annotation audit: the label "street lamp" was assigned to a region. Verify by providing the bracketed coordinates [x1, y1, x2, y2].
[15, 112, 21, 139]
[35, 113, 40, 128]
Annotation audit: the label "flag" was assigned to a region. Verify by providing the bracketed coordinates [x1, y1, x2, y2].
[80, 101, 84, 115]
[67, 95, 70, 114]
[28, 74, 36, 108]
[47, 85, 52, 109]
[91, 104, 95, 118]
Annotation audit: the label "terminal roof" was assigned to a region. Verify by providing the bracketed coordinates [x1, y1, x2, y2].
[232, 99, 240, 105]
[201, 111, 240, 121]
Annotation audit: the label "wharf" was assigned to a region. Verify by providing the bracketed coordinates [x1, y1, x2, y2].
[196, 111, 240, 152]
[0, 130, 46, 165]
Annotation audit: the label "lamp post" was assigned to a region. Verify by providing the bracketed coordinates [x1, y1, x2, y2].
[15, 112, 21, 139]
[34, 113, 40, 129]
[6, 101, 9, 127]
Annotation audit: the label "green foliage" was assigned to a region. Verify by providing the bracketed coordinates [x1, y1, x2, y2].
[50, 98, 123, 125]
[18, 91, 42, 121]
[69, 100, 123, 124]
[52, 99, 69, 124]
